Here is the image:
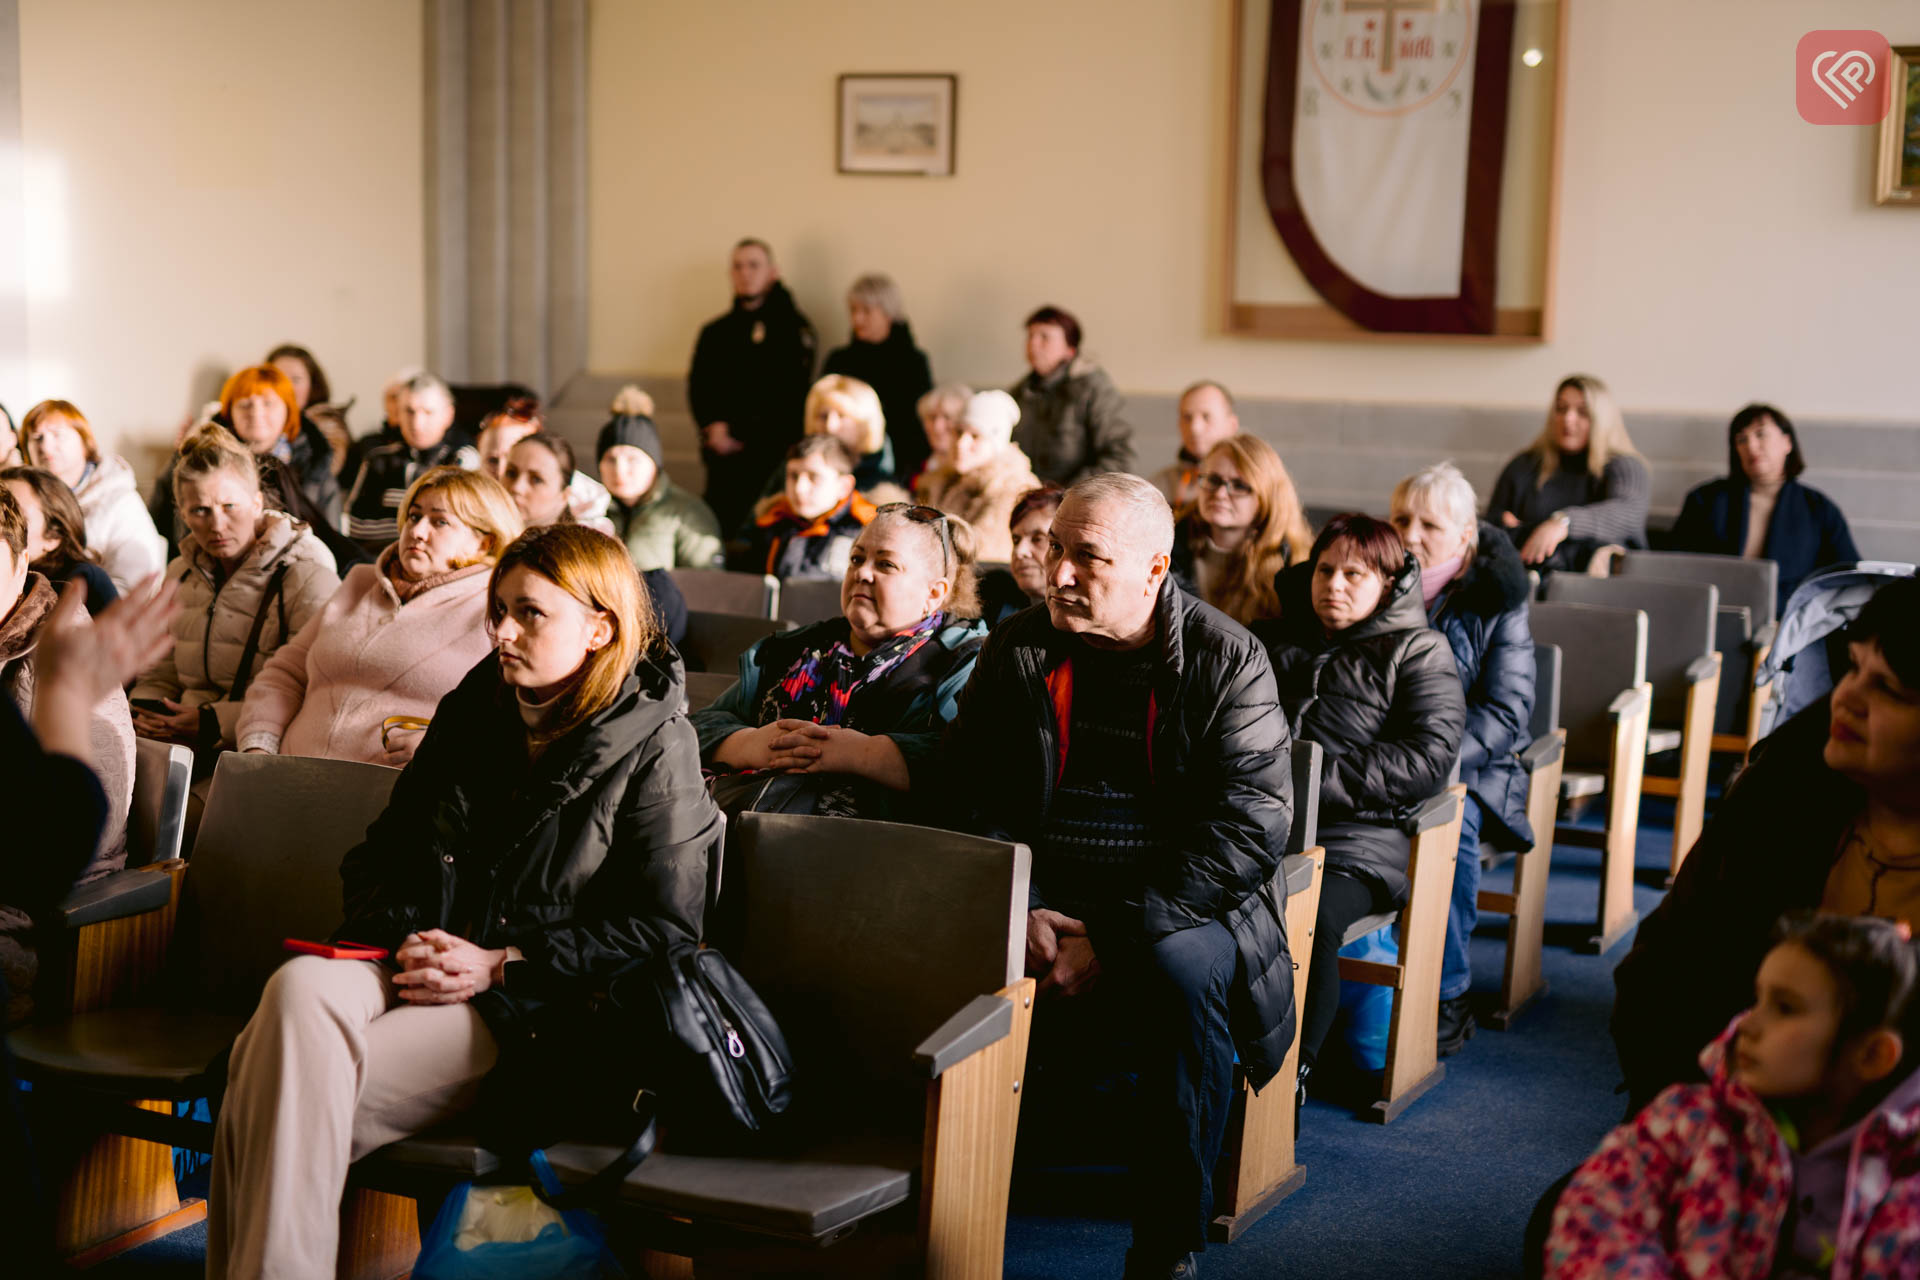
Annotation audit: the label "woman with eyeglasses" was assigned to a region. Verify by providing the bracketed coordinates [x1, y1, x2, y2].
[690, 503, 988, 819]
[1168, 435, 1313, 626]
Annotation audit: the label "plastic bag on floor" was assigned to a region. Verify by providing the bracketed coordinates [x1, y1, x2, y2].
[413, 1151, 625, 1279]
[1338, 925, 1398, 1073]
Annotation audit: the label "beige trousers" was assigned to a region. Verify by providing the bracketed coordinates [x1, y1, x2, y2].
[207, 955, 499, 1279]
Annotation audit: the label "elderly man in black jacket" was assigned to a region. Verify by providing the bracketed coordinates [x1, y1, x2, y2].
[942, 473, 1293, 1280]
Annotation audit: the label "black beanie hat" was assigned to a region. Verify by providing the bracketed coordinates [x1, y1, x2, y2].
[597, 413, 664, 471]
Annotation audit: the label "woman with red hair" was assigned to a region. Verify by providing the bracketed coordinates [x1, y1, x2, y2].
[20, 399, 166, 592]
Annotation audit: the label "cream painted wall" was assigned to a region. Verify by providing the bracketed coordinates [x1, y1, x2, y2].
[15, 0, 424, 475]
[586, 0, 1920, 422]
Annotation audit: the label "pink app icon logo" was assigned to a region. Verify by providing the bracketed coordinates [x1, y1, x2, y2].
[1798, 31, 1891, 124]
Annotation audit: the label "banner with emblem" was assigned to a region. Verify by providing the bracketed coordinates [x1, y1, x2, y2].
[1262, 0, 1516, 333]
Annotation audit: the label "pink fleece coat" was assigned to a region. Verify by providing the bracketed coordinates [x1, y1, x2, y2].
[235, 551, 493, 766]
[1548, 1018, 1920, 1279]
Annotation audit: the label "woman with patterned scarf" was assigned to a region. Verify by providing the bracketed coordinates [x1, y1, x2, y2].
[691, 503, 987, 820]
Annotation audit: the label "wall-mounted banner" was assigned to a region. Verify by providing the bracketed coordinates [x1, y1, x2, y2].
[1262, 0, 1516, 333]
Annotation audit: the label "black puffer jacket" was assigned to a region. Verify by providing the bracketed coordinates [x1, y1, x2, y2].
[1256, 554, 1465, 901]
[941, 580, 1298, 1088]
[336, 645, 721, 1054]
[1430, 523, 1535, 852]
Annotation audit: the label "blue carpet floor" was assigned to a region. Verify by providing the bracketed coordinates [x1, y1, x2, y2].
[94, 799, 1688, 1278]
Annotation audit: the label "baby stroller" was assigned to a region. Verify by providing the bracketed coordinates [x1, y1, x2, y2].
[1754, 562, 1917, 740]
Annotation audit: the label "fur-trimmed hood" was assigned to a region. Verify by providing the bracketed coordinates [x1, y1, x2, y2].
[1437, 521, 1531, 622]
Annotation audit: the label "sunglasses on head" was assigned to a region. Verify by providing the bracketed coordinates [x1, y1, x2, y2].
[875, 502, 954, 573]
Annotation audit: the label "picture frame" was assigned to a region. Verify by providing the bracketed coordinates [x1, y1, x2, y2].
[1875, 46, 1920, 206]
[837, 74, 957, 177]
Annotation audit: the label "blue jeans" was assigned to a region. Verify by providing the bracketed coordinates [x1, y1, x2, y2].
[1439, 794, 1487, 1002]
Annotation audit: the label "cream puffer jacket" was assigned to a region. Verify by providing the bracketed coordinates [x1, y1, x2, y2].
[74, 454, 167, 593]
[132, 511, 339, 747]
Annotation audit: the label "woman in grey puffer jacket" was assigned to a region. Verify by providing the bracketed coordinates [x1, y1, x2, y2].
[1255, 514, 1465, 1086]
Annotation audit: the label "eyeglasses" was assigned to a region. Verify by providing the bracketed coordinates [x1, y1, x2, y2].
[1196, 472, 1254, 497]
[875, 502, 954, 574]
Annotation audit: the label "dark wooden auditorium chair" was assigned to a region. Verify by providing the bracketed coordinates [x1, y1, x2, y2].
[1475, 644, 1567, 1029]
[13, 752, 402, 1267]
[1210, 741, 1325, 1241]
[669, 567, 781, 618]
[1528, 601, 1653, 954]
[351, 813, 1035, 1278]
[1546, 574, 1719, 880]
[679, 609, 793, 675]
[775, 576, 846, 625]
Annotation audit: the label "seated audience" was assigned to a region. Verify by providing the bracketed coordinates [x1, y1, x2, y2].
[343, 372, 478, 554]
[1, 467, 118, 615]
[909, 383, 971, 498]
[267, 343, 354, 479]
[131, 426, 339, 761]
[731, 436, 875, 579]
[236, 467, 523, 766]
[20, 398, 166, 592]
[820, 272, 935, 479]
[1008, 305, 1134, 485]
[477, 396, 614, 528]
[1671, 402, 1861, 613]
[1390, 462, 1534, 1057]
[915, 390, 1040, 564]
[1169, 434, 1313, 626]
[943, 473, 1291, 1277]
[1552, 913, 1920, 1279]
[1612, 574, 1920, 1112]
[597, 405, 723, 570]
[208, 524, 720, 1277]
[1152, 381, 1242, 509]
[0, 486, 136, 1022]
[693, 504, 986, 820]
[977, 483, 1064, 626]
[689, 238, 816, 534]
[1487, 374, 1649, 572]
[500, 433, 612, 536]
[781, 373, 902, 503]
[340, 366, 417, 489]
[1255, 514, 1465, 1102]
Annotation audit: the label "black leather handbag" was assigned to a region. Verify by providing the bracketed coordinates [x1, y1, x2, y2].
[535, 944, 794, 1210]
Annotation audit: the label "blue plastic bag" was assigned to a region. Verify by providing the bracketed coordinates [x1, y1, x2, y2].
[1337, 925, 1398, 1073]
[412, 1151, 625, 1280]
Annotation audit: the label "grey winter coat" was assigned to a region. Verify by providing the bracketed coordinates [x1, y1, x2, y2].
[1007, 357, 1135, 486]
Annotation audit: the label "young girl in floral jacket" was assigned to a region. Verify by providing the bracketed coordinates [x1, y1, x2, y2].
[1549, 912, 1920, 1279]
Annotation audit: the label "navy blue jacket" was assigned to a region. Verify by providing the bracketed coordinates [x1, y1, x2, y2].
[1669, 477, 1860, 614]
[1430, 524, 1536, 853]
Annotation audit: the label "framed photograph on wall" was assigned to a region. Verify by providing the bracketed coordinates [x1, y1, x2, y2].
[837, 74, 956, 176]
[1875, 46, 1920, 205]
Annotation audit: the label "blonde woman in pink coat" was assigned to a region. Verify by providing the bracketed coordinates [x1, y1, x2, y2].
[237, 468, 523, 766]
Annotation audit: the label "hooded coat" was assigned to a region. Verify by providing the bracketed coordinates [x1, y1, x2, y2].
[1008, 357, 1135, 487]
[73, 454, 167, 593]
[730, 491, 876, 579]
[1255, 553, 1466, 902]
[1428, 523, 1536, 852]
[131, 511, 340, 748]
[1549, 1017, 1920, 1280]
[336, 647, 721, 1056]
[940, 579, 1298, 1087]
[914, 444, 1042, 564]
[821, 320, 935, 479]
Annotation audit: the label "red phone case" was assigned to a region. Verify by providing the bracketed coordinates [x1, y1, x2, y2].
[283, 938, 390, 961]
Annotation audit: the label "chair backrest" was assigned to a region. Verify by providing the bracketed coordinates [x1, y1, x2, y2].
[776, 577, 844, 626]
[733, 813, 1029, 1121]
[1528, 602, 1648, 768]
[185, 753, 403, 1015]
[1618, 550, 1778, 631]
[668, 568, 779, 618]
[684, 670, 737, 713]
[129, 739, 193, 868]
[680, 610, 792, 674]
[1286, 740, 1322, 855]
[1530, 643, 1562, 743]
[1547, 575, 1715, 726]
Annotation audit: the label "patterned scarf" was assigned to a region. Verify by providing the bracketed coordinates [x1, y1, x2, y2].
[757, 613, 944, 729]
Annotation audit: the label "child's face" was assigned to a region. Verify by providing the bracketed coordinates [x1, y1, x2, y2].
[786, 458, 853, 521]
[1734, 943, 1846, 1098]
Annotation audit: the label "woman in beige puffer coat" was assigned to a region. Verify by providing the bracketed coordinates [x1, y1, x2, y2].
[131, 426, 338, 755]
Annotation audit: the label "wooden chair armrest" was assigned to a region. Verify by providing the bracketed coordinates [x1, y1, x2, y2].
[1685, 654, 1721, 685]
[54, 862, 179, 930]
[1607, 685, 1652, 719]
[914, 993, 1014, 1078]
[1410, 789, 1462, 833]
[1519, 731, 1565, 771]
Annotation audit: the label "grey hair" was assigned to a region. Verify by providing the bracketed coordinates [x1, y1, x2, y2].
[403, 372, 452, 404]
[917, 383, 972, 419]
[1391, 460, 1480, 550]
[847, 272, 908, 322]
[1066, 472, 1175, 559]
[383, 366, 425, 395]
